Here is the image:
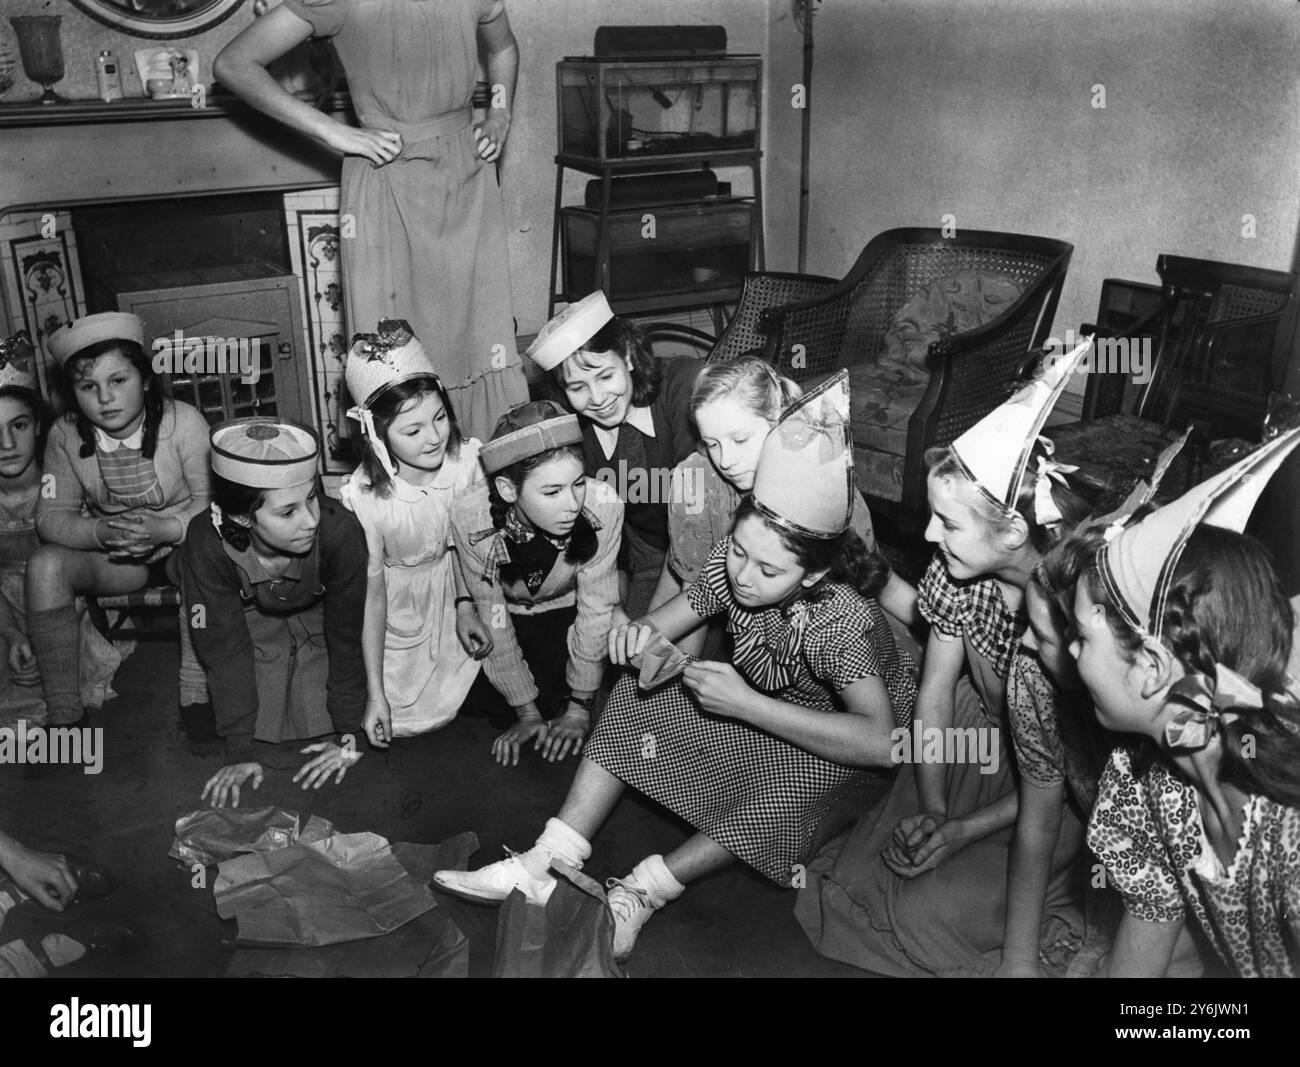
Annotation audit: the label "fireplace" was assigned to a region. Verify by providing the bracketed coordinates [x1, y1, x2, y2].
[0, 92, 356, 480]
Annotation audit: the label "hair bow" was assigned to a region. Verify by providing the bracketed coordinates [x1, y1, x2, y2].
[1031, 437, 1079, 528]
[0, 331, 34, 371]
[776, 392, 846, 462]
[347, 404, 397, 478]
[1163, 663, 1262, 752]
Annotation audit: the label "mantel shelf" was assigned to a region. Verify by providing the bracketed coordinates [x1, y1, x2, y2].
[0, 90, 354, 129]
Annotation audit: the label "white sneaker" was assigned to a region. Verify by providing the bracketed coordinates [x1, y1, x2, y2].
[433, 851, 556, 905]
[605, 876, 659, 961]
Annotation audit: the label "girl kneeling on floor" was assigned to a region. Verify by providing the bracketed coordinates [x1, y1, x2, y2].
[435, 373, 917, 961]
[179, 417, 369, 808]
[451, 400, 623, 765]
[338, 321, 491, 747]
[1071, 427, 1300, 977]
[28, 313, 211, 729]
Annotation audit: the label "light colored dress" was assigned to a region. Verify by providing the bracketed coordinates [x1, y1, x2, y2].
[340, 438, 485, 735]
[1088, 747, 1300, 977]
[283, 0, 527, 442]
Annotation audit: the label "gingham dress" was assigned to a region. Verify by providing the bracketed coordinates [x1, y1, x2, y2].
[584, 538, 917, 885]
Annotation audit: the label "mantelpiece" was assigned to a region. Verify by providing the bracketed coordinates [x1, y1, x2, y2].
[0, 91, 353, 215]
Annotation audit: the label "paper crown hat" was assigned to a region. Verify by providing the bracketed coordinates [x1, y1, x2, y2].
[951, 336, 1094, 515]
[1097, 424, 1300, 640]
[0, 331, 38, 390]
[481, 400, 583, 475]
[344, 320, 442, 478]
[524, 291, 614, 372]
[211, 417, 320, 489]
[752, 368, 853, 539]
[344, 319, 438, 411]
[47, 312, 145, 366]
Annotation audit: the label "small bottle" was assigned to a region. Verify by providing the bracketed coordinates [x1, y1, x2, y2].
[96, 50, 123, 102]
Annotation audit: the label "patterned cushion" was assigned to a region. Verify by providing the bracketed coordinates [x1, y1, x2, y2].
[879, 269, 1024, 383]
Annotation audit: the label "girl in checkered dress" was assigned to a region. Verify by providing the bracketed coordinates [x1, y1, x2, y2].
[797, 350, 1095, 977]
[436, 372, 917, 961]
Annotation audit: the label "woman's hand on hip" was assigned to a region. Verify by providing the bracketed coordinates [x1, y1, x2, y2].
[473, 113, 510, 162]
[323, 120, 403, 166]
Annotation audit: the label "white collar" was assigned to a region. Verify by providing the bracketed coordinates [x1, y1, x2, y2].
[94, 422, 145, 452]
[593, 403, 656, 461]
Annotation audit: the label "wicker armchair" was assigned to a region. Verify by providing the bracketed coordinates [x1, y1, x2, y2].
[709, 228, 1073, 526]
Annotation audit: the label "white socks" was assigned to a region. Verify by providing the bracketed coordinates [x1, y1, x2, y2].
[626, 854, 686, 908]
[518, 818, 592, 881]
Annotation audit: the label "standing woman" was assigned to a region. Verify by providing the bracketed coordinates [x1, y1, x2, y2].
[214, 0, 527, 441]
[525, 291, 701, 617]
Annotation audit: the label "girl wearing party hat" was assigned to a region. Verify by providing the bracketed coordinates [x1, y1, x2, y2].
[660, 356, 918, 657]
[181, 416, 370, 806]
[796, 338, 1096, 977]
[435, 372, 917, 962]
[997, 433, 1196, 978]
[524, 291, 701, 618]
[1067, 427, 1300, 977]
[28, 312, 211, 730]
[339, 320, 492, 744]
[450, 400, 623, 765]
[0, 333, 120, 726]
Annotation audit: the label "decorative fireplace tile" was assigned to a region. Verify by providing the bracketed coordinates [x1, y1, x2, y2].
[283, 189, 353, 475]
[0, 210, 87, 400]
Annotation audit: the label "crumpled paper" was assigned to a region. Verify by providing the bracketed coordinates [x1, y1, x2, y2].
[169, 806, 334, 867]
[630, 632, 692, 690]
[214, 831, 436, 947]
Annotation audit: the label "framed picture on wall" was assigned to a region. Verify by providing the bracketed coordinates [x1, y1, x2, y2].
[68, 1, 247, 40]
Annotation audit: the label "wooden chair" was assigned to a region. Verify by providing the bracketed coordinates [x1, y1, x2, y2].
[1045, 254, 1294, 505]
[700, 228, 1074, 528]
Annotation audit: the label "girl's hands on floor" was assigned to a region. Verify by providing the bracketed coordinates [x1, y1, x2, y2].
[539, 708, 587, 763]
[294, 740, 361, 790]
[491, 718, 548, 766]
[201, 762, 265, 809]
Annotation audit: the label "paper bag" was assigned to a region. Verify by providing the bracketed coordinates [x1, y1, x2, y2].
[169, 806, 334, 867]
[492, 861, 625, 978]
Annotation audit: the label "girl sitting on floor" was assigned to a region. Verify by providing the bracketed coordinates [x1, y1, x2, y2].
[525, 291, 700, 618]
[435, 372, 917, 961]
[451, 401, 623, 765]
[1071, 427, 1300, 977]
[796, 340, 1095, 977]
[29, 313, 210, 729]
[660, 356, 918, 656]
[338, 321, 491, 747]
[0, 333, 120, 727]
[179, 417, 369, 808]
